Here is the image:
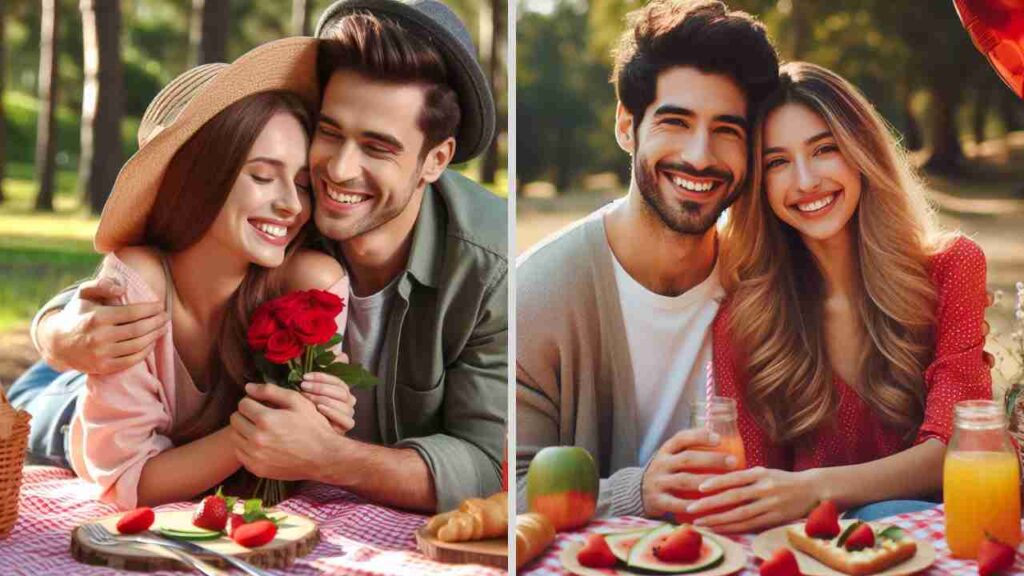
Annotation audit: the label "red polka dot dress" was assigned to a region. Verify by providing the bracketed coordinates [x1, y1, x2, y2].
[711, 236, 993, 470]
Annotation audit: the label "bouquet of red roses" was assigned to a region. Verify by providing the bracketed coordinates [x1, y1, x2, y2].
[244, 289, 379, 504]
[247, 288, 379, 390]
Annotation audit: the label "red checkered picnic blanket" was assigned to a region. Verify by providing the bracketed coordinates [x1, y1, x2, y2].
[520, 508, 1024, 575]
[0, 466, 508, 575]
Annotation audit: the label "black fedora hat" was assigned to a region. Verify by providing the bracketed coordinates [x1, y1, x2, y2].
[315, 0, 496, 164]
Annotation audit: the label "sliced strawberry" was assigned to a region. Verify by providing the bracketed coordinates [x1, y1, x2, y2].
[231, 519, 278, 548]
[978, 535, 1017, 576]
[577, 533, 618, 568]
[116, 507, 155, 534]
[760, 547, 801, 576]
[843, 523, 875, 551]
[228, 513, 246, 537]
[805, 500, 840, 539]
[654, 526, 703, 563]
[193, 488, 229, 532]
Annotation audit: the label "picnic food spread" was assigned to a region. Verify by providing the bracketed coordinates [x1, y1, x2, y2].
[71, 492, 319, 571]
[579, 523, 727, 574]
[425, 491, 508, 542]
[783, 502, 917, 575]
[416, 491, 509, 568]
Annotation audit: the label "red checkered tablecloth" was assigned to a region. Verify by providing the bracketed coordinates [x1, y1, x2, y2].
[520, 508, 1024, 575]
[0, 466, 508, 576]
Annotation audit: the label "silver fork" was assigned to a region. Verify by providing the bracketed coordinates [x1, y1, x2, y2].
[81, 523, 222, 575]
[82, 523, 276, 576]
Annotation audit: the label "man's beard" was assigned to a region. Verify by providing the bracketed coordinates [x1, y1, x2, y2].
[314, 171, 420, 243]
[633, 152, 742, 235]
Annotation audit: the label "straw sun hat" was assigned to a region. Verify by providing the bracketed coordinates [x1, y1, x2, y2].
[94, 37, 320, 253]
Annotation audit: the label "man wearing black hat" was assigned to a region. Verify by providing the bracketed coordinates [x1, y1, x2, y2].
[25, 0, 506, 513]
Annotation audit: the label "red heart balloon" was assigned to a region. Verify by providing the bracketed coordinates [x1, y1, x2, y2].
[954, 0, 1024, 98]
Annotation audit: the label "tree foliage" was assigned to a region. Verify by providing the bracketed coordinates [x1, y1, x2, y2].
[518, 0, 1014, 190]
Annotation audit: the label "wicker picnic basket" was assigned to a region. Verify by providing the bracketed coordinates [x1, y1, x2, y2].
[0, 385, 31, 538]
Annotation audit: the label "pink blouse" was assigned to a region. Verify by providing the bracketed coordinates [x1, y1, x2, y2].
[68, 253, 349, 510]
[711, 236, 992, 470]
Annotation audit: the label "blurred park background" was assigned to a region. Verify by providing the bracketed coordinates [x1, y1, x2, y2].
[516, 0, 1024, 393]
[0, 0, 507, 384]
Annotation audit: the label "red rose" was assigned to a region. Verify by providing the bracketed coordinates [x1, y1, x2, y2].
[264, 330, 303, 364]
[289, 311, 338, 346]
[247, 305, 281, 352]
[269, 292, 305, 325]
[307, 289, 345, 317]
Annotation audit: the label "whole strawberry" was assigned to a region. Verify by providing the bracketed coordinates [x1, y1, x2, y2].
[760, 547, 801, 576]
[116, 507, 155, 534]
[978, 535, 1017, 576]
[193, 487, 234, 532]
[805, 500, 840, 539]
[843, 523, 875, 551]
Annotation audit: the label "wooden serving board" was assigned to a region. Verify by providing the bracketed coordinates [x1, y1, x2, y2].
[415, 525, 508, 569]
[70, 509, 319, 572]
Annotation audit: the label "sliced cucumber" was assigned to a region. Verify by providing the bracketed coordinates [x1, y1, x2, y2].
[156, 527, 223, 541]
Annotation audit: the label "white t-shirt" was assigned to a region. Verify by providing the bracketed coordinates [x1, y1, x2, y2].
[611, 253, 725, 465]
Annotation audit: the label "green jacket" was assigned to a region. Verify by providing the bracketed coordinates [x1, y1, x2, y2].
[33, 170, 508, 512]
[370, 171, 508, 511]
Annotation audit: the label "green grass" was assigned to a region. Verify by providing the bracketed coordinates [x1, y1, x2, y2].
[0, 164, 100, 331]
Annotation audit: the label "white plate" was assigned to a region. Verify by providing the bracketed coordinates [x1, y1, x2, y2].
[559, 527, 747, 576]
[750, 521, 936, 576]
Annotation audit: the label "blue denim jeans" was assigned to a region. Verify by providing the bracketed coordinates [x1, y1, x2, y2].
[844, 500, 938, 521]
[7, 360, 84, 469]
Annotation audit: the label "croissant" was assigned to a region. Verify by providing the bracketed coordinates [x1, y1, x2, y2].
[427, 491, 508, 542]
[516, 513, 555, 570]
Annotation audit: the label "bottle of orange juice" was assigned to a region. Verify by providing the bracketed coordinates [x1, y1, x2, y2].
[944, 400, 1022, 559]
[674, 396, 747, 524]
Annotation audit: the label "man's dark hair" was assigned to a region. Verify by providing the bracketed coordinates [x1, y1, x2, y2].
[612, 0, 779, 123]
[317, 12, 461, 156]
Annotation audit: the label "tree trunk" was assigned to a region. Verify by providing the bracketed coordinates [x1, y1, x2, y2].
[292, 0, 311, 36]
[480, 0, 505, 184]
[789, 0, 813, 60]
[190, 0, 230, 66]
[34, 0, 59, 212]
[1001, 89, 1023, 133]
[973, 83, 990, 146]
[902, 89, 922, 151]
[0, 2, 7, 204]
[79, 0, 124, 215]
[923, 84, 964, 175]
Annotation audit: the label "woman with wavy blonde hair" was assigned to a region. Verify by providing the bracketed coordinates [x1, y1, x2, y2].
[683, 62, 992, 532]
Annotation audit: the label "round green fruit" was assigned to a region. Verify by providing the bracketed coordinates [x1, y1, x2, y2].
[526, 446, 599, 531]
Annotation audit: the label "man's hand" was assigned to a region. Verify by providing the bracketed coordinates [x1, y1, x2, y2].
[685, 466, 819, 533]
[37, 277, 168, 373]
[299, 372, 356, 434]
[229, 383, 340, 481]
[642, 429, 741, 519]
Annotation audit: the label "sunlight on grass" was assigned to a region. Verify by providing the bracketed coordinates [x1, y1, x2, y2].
[0, 167, 101, 330]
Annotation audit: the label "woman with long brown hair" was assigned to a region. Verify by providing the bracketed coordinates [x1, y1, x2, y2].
[9, 39, 358, 509]
[684, 62, 992, 531]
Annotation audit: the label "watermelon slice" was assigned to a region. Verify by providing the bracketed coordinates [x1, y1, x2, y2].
[627, 524, 724, 574]
[605, 527, 659, 564]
